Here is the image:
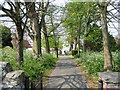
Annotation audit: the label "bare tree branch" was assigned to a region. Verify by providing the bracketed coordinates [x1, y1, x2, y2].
[108, 11, 120, 21]
[0, 14, 9, 17]
[109, 3, 120, 13]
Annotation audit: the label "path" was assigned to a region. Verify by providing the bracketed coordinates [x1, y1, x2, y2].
[44, 55, 89, 89]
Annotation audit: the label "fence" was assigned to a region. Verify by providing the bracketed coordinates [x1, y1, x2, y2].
[24, 73, 43, 90]
[98, 79, 103, 90]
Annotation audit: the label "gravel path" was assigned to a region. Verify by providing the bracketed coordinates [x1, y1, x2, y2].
[44, 55, 89, 90]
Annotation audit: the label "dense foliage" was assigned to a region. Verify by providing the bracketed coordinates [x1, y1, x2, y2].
[1, 47, 57, 80]
[76, 51, 120, 77]
[42, 36, 63, 49]
[0, 25, 13, 48]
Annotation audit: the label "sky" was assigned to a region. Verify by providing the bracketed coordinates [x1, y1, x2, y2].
[0, 0, 119, 37]
[0, 0, 119, 51]
[52, 0, 68, 6]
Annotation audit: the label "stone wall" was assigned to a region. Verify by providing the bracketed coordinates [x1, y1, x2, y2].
[98, 72, 120, 89]
[0, 62, 25, 90]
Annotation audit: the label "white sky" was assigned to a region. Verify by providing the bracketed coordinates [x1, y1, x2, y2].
[0, 0, 119, 37]
[52, 0, 68, 6]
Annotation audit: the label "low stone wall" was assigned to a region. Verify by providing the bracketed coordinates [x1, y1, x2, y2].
[0, 62, 25, 90]
[98, 72, 120, 89]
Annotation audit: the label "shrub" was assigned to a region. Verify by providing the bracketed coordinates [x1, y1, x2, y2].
[76, 51, 120, 77]
[66, 51, 72, 55]
[72, 50, 78, 56]
[112, 50, 120, 72]
[74, 54, 80, 58]
[76, 51, 104, 76]
[1, 47, 57, 80]
[0, 25, 13, 48]
[40, 53, 57, 68]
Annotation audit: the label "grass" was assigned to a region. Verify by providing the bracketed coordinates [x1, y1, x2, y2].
[1, 46, 58, 80]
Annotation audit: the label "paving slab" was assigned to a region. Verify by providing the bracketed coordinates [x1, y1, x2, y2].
[44, 55, 89, 90]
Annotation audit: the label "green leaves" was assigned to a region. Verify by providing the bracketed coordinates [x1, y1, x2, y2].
[76, 52, 104, 76]
[1, 47, 57, 80]
[63, 2, 101, 52]
[0, 25, 13, 48]
[76, 51, 120, 77]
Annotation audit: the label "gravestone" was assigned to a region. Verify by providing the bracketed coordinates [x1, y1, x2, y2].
[0, 62, 25, 90]
[98, 72, 120, 89]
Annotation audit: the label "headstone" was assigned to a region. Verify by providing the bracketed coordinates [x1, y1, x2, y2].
[2, 70, 25, 89]
[0, 62, 13, 81]
[0, 62, 25, 89]
[98, 72, 120, 89]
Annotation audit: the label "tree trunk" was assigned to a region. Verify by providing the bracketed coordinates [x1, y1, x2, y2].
[15, 2, 24, 65]
[39, 22, 42, 56]
[41, 1, 50, 54]
[99, 2, 113, 71]
[42, 16, 50, 53]
[82, 40, 86, 52]
[77, 17, 81, 55]
[55, 47, 58, 58]
[73, 37, 77, 50]
[32, 13, 41, 57]
[53, 31, 58, 58]
[44, 34, 50, 53]
[16, 24, 24, 65]
[69, 42, 73, 51]
[77, 38, 80, 55]
[50, 11, 59, 58]
[26, 2, 41, 57]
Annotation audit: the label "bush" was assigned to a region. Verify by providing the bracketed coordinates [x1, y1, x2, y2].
[76, 51, 120, 77]
[66, 51, 72, 55]
[76, 52, 102, 76]
[72, 50, 78, 56]
[1, 47, 57, 80]
[40, 53, 57, 68]
[0, 25, 13, 48]
[74, 54, 80, 58]
[112, 50, 120, 72]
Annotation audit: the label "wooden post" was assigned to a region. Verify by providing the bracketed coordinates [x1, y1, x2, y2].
[24, 76, 29, 90]
[98, 79, 103, 90]
[31, 81, 35, 90]
[40, 72, 43, 90]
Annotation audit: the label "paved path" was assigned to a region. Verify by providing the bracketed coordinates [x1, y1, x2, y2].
[44, 55, 89, 89]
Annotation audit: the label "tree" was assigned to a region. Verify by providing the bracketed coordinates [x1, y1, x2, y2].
[0, 1, 27, 65]
[25, 2, 42, 57]
[45, 4, 65, 58]
[108, 34, 118, 51]
[98, 1, 113, 71]
[64, 1, 115, 71]
[41, 1, 50, 53]
[0, 25, 13, 48]
[85, 24, 103, 51]
[64, 2, 81, 53]
[64, 2, 100, 53]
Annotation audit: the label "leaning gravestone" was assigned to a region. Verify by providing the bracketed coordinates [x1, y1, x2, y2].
[98, 72, 120, 89]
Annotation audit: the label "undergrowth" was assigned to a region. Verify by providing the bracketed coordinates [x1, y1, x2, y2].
[1, 47, 57, 80]
[76, 51, 120, 78]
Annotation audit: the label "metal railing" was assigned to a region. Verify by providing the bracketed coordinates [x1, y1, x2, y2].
[98, 79, 103, 90]
[24, 73, 43, 90]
